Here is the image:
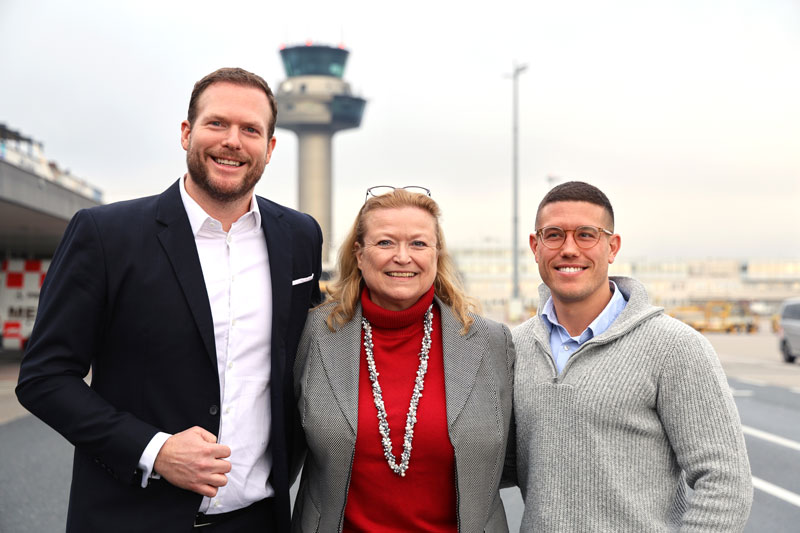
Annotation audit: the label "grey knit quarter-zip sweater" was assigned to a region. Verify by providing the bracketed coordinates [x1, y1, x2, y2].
[510, 276, 752, 532]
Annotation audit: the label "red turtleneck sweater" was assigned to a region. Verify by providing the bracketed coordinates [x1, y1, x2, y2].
[342, 286, 457, 533]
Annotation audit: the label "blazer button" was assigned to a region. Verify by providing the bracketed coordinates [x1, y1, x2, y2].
[209, 405, 219, 416]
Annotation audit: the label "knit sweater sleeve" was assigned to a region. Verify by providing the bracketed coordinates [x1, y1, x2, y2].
[656, 322, 753, 532]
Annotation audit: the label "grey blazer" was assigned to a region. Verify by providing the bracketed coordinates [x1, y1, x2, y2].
[292, 296, 515, 532]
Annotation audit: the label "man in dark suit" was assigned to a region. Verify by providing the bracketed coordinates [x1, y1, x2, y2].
[16, 67, 323, 532]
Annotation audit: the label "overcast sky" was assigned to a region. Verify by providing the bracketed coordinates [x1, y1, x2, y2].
[1, 0, 798, 260]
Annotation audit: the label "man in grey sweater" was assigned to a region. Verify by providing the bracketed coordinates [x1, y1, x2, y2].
[510, 181, 752, 531]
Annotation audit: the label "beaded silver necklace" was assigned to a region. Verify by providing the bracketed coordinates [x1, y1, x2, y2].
[361, 304, 434, 477]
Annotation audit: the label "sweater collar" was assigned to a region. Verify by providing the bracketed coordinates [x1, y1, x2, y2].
[533, 276, 662, 344]
[361, 285, 435, 330]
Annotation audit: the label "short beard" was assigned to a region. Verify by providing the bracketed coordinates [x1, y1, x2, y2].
[186, 145, 265, 203]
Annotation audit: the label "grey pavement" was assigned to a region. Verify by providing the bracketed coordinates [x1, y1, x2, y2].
[0, 352, 26, 425]
[0, 415, 71, 533]
[729, 377, 800, 531]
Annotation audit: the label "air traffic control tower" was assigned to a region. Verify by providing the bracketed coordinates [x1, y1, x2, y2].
[276, 43, 366, 264]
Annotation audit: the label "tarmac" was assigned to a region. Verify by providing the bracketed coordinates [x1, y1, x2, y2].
[0, 351, 26, 424]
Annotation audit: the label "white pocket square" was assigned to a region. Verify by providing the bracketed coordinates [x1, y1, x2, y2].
[292, 274, 315, 286]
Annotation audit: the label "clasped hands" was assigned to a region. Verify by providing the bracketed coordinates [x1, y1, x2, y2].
[154, 426, 231, 497]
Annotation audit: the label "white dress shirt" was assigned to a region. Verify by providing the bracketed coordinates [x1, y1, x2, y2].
[137, 176, 273, 513]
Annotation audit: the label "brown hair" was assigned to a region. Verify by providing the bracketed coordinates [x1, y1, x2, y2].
[536, 181, 615, 230]
[325, 189, 477, 334]
[187, 67, 277, 138]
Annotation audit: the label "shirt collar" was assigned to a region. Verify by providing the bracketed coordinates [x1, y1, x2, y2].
[178, 175, 261, 236]
[540, 280, 628, 342]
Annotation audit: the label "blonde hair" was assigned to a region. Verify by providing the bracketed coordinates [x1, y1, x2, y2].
[325, 189, 477, 334]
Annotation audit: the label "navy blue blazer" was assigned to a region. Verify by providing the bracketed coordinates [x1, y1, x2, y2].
[16, 180, 322, 532]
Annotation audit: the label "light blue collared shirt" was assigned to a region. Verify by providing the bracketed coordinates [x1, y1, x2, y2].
[541, 281, 628, 373]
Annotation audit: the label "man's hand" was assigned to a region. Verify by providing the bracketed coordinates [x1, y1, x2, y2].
[154, 426, 231, 497]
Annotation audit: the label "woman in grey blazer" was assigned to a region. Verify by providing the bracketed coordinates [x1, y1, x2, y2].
[292, 186, 515, 532]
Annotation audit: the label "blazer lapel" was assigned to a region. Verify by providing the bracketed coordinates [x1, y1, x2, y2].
[258, 197, 292, 379]
[155, 181, 216, 365]
[320, 304, 363, 435]
[316, 299, 483, 436]
[438, 297, 485, 429]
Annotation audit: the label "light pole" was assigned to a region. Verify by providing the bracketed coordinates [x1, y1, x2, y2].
[511, 62, 527, 304]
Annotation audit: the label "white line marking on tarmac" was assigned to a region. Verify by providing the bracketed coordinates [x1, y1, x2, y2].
[730, 388, 754, 397]
[752, 476, 800, 508]
[791, 387, 800, 395]
[742, 425, 800, 452]
[736, 378, 766, 387]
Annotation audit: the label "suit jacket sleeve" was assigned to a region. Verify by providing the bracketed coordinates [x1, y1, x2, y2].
[289, 308, 317, 483]
[285, 212, 323, 485]
[16, 209, 160, 484]
[309, 218, 323, 308]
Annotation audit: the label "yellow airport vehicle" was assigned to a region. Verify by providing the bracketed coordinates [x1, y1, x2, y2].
[667, 301, 758, 334]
